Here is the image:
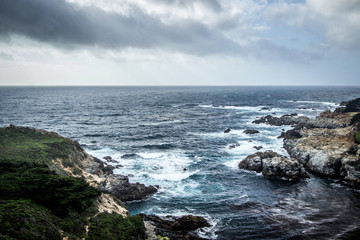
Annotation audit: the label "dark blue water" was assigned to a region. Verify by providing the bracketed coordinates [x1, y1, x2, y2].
[1, 86, 360, 239]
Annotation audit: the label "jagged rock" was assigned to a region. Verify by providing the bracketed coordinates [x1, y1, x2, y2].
[278, 127, 302, 139]
[239, 151, 308, 181]
[284, 126, 355, 178]
[252, 114, 309, 126]
[140, 214, 210, 240]
[99, 175, 158, 202]
[253, 146, 263, 150]
[243, 129, 260, 134]
[224, 128, 231, 133]
[102, 165, 115, 175]
[121, 153, 142, 159]
[229, 143, 240, 149]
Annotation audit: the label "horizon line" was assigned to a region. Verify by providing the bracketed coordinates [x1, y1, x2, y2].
[1, 84, 360, 87]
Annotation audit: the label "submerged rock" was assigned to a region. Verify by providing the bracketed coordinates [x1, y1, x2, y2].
[239, 151, 309, 181]
[140, 214, 210, 240]
[224, 128, 231, 133]
[243, 129, 260, 134]
[253, 146, 263, 150]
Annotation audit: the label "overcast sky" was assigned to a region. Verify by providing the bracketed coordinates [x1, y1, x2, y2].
[0, 0, 359, 86]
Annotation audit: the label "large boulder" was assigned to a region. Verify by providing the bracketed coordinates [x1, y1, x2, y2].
[99, 175, 158, 202]
[243, 129, 260, 134]
[239, 151, 308, 181]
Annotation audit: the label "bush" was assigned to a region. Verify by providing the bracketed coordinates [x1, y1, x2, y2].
[344, 98, 360, 112]
[87, 213, 146, 240]
[351, 113, 360, 126]
[0, 199, 61, 240]
[0, 162, 100, 216]
[355, 132, 360, 144]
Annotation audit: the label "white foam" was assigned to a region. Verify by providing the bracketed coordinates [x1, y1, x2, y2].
[199, 104, 265, 112]
[85, 147, 119, 159]
[287, 100, 338, 107]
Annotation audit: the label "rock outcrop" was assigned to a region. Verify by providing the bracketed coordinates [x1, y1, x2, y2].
[283, 99, 360, 187]
[140, 214, 210, 240]
[99, 175, 158, 202]
[239, 151, 309, 181]
[243, 129, 260, 134]
[253, 113, 309, 126]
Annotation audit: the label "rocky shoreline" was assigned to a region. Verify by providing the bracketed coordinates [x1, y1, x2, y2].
[240, 98, 360, 187]
[0, 125, 211, 240]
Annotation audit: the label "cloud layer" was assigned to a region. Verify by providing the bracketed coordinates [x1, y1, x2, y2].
[1, 0, 359, 60]
[0, 0, 245, 56]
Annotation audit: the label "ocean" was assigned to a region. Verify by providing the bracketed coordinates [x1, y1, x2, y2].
[1, 86, 360, 239]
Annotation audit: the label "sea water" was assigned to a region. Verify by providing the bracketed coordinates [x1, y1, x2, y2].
[1, 86, 360, 239]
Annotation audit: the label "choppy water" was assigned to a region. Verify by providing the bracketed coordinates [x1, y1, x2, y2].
[1, 86, 360, 239]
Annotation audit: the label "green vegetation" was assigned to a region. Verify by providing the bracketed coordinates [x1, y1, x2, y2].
[350, 113, 360, 126]
[355, 132, 360, 144]
[0, 126, 146, 240]
[0, 126, 84, 176]
[157, 236, 170, 240]
[0, 162, 100, 216]
[0, 199, 61, 240]
[88, 213, 145, 240]
[344, 98, 360, 113]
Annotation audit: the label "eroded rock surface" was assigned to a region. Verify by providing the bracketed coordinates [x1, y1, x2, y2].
[239, 151, 308, 181]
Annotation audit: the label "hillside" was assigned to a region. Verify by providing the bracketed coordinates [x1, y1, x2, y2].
[0, 125, 147, 240]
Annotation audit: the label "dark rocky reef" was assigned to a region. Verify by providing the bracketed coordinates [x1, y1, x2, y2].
[141, 214, 210, 240]
[252, 113, 309, 126]
[239, 150, 308, 181]
[243, 129, 260, 134]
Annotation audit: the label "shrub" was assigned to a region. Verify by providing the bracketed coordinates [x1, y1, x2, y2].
[87, 213, 146, 240]
[344, 98, 360, 112]
[0, 162, 100, 217]
[355, 132, 360, 144]
[0, 199, 61, 240]
[351, 113, 360, 126]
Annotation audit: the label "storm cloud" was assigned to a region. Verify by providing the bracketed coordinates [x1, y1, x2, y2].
[0, 0, 242, 55]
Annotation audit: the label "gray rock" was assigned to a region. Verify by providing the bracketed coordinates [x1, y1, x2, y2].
[253, 146, 263, 150]
[239, 151, 309, 181]
[253, 114, 309, 126]
[99, 175, 158, 202]
[243, 129, 260, 134]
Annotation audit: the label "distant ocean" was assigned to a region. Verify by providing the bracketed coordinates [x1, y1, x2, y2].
[1, 86, 360, 239]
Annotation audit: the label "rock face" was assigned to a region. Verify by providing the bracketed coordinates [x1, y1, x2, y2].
[239, 151, 308, 181]
[253, 113, 309, 126]
[140, 214, 210, 240]
[99, 175, 158, 202]
[283, 104, 360, 187]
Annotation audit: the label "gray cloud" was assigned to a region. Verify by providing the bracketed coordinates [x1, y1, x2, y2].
[0, 0, 241, 55]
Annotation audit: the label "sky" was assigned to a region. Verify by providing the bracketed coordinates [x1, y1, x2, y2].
[0, 0, 359, 86]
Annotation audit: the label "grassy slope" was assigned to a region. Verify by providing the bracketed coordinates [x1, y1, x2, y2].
[0, 126, 145, 240]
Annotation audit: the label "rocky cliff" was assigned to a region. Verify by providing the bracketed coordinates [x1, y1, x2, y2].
[242, 98, 360, 187]
[0, 125, 210, 240]
[283, 103, 360, 187]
